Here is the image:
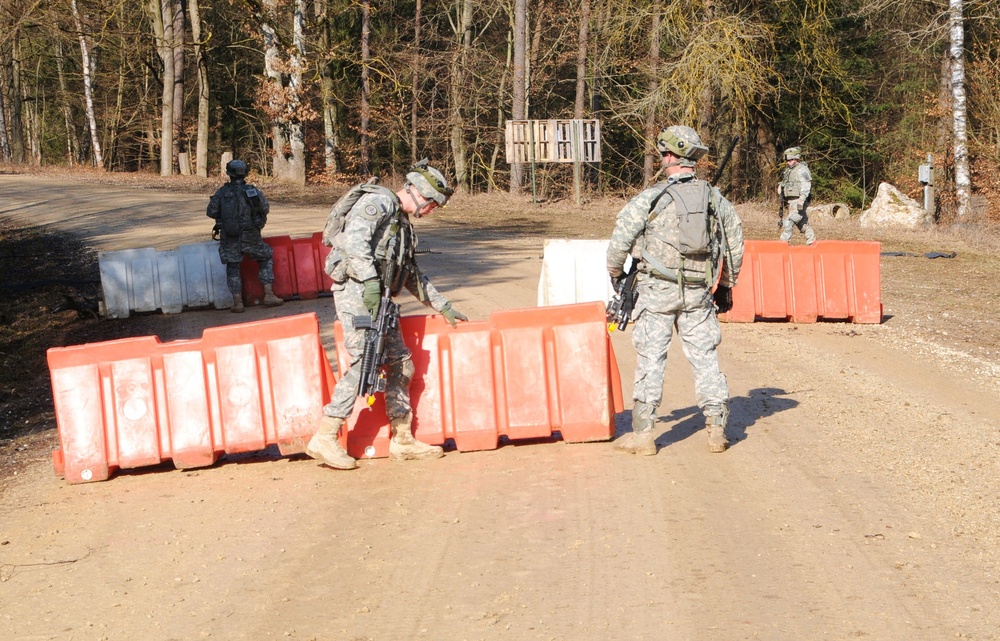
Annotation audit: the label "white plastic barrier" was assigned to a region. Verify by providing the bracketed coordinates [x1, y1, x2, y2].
[99, 242, 233, 318]
[537, 239, 617, 307]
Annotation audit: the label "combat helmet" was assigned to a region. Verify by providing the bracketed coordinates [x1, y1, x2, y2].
[406, 158, 454, 206]
[226, 159, 249, 179]
[784, 147, 802, 161]
[656, 126, 709, 167]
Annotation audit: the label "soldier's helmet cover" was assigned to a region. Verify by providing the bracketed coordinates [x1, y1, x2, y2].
[656, 126, 709, 167]
[406, 159, 454, 206]
[784, 147, 802, 161]
[226, 159, 249, 178]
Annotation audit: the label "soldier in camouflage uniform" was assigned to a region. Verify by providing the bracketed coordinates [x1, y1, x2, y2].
[206, 159, 284, 312]
[778, 147, 817, 245]
[306, 160, 469, 470]
[607, 126, 744, 454]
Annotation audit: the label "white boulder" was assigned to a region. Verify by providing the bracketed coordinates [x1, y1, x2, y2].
[859, 182, 933, 228]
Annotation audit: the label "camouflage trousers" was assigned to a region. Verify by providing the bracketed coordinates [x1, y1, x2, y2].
[220, 235, 275, 290]
[323, 278, 414, 420]
[780, 197, 816, 245]
[631, 297, 729, 418]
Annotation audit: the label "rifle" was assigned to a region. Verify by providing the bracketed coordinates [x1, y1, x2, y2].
[777, 197, 785, 229]
[355, 250, 401, 407]
[606, 262, 639, 332]
[606, 136, 740, 333]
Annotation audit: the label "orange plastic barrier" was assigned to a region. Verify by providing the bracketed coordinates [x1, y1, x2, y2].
[333, 302, 624, 458]
[722, 240, 882, 324]
[48, 313, 335, 484]
[241, 232, 334, 305]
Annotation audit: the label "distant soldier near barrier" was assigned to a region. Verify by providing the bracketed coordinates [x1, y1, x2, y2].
[206, 159, 284, 312]
[607, 126, 745, 454]
[778, 146, 817, 245]
[306, 159, 469, 470]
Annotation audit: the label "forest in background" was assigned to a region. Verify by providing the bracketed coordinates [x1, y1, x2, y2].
[2, 0, 999, 220]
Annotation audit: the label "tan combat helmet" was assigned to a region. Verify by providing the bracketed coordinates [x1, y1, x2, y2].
[656, 126, 709, 168]
[406, 159, 454, 206]
[784, 147, 802, 161]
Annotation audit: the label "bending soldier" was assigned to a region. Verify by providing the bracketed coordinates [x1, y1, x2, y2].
[206, 159, 283, 312]
[306, 160, 469, 470]
[778, 147, 817, 245]
[607, 126, 745, 455]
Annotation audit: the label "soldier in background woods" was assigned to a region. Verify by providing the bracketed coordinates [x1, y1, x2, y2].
[778, 147, 817, 245]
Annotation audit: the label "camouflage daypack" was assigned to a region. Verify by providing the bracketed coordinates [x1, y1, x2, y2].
[640, 178, 719, 287]
[321, 179, 396, 247]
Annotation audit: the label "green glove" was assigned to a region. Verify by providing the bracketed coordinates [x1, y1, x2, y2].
[362, 278, 382, 315]
[441, 304, 469, 328]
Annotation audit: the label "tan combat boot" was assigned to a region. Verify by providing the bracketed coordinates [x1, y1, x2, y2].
[306, 416, 356, 469]
[262, 283, 284, 307]
[615, 401, 657, 456]
[706, 414, 729, 453]
[389, 413, 443, 461]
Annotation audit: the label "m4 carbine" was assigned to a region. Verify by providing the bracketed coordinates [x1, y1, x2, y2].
[606, 264, 638, 332]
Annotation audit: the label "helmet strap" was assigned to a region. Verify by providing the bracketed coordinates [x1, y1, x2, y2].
[404, 185, 425, 218]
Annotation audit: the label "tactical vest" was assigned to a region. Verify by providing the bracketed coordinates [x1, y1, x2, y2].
[781, 162, 809, 199]
[637, 178, 720, 288]
[218, 183, 265, 236]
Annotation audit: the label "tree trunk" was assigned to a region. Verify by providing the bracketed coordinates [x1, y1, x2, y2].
[450, 0, 473, 194]
[70, 0, 104, 169]
[55, 40, 80, 165]
[510, 0, 527, 194]
[949, 0, 970, 218]
[360, 0, 372, 176]
[261, 0, 306, 185]
[643, 1, 661, 184]
[573, 0, 590, 205]
[319, 0, 340, 173]
[1, 35, 26, 164]
[411, 0, 422, 164]
[188, 0, 209, 177]
[171, 0, 185, 166]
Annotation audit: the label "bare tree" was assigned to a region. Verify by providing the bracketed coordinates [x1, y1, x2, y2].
[261, 0, 307, 184]
[510, 0, 527, 194]
[360, 0, 371, 175]
[70, 0, 104, 169]
[411, 0, 422, 165]
[188, 0, 209, 177]
[949, 0, 970, 218]
[643, 0, 661, 184]
[450, 0, 474, 193]
[573, 0, 589, 204]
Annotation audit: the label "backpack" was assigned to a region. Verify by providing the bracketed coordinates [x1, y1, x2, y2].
[641, 178, 718, 287]
[321, 179, 396, 247]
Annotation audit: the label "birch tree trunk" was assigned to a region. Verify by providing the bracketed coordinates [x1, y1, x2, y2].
[70, 0, 104, 169]
[188, 0, 209, 177]
[360, 0, 372, 176]
[510, 0, 527, 194]
[643, 0, 661, 184]
[573, 0, 589, 205]
[949, 0, 970, 218]
[449, 0, 473, 194]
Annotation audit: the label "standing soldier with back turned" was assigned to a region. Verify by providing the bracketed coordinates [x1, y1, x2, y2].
[607, 126, 744, 454]
[207, 159, 284, 312]
[778, 146, 817, 245]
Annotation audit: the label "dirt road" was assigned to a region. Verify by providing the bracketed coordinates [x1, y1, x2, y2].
[1, 174, 999, 641]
